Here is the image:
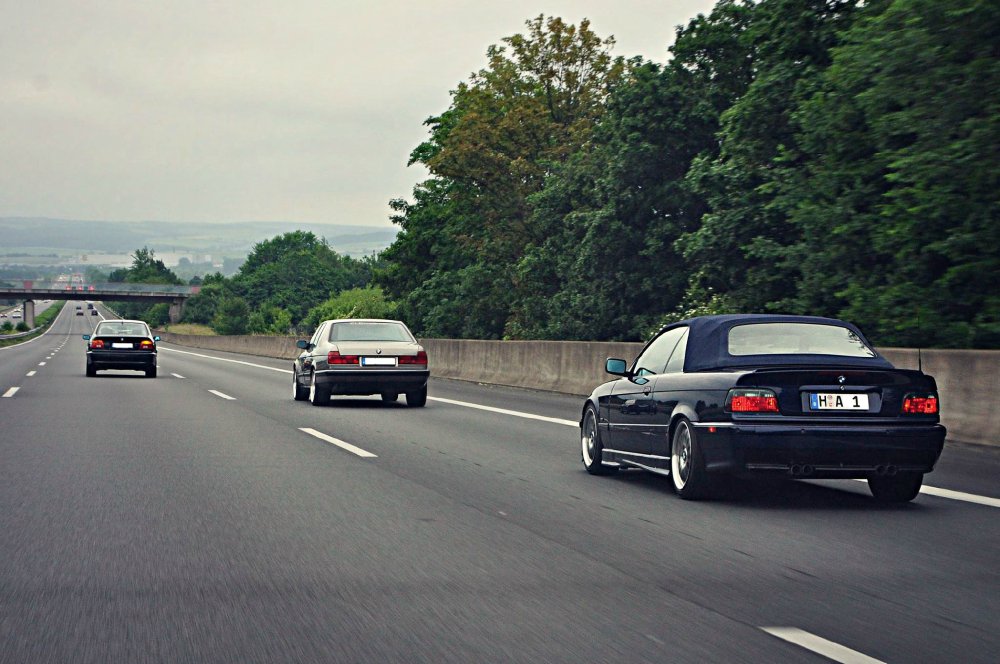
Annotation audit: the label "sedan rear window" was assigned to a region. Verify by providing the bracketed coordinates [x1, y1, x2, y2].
[329, 322, 413, 343]
[96, 322, 150, 337]
[728, 323, 876, 357]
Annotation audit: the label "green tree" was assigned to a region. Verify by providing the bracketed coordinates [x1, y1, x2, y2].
[378, 15, 634, 338]
[212, 297, 250, 335]
[302, 286, 398, 329]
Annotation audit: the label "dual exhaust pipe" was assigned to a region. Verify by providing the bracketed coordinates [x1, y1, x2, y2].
[874, 464, 898, 477]
[789, 464, 815, 476]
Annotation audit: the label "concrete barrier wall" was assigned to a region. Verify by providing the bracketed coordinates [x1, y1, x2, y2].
[159, 332, 998, 447]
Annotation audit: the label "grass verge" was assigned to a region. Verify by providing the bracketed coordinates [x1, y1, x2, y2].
[0, 301, 66, 348]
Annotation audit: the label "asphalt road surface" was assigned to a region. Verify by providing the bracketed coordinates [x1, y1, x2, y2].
[1, 305, 997, 663]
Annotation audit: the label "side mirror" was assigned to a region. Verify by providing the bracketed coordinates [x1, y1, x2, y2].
[605, 358, 629, 376]
[153, 336, 161, 341]
[296, 340, 310, 350]
[82, 334, 91, 341]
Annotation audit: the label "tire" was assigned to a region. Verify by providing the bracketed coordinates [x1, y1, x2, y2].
[869, 472, 923, 503]
[581, 405, 615, 475]
[671, 419, 713, 500]
[146, 366, 157, 378]
[292, 367, 308, 401]
[86, 364, 96, 377]
[405, 386, 427, 407]
[381, 391, 399, 403]
[309, 372, 329, 406]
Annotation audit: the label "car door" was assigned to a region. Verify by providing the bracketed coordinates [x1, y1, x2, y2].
[606, 326, 687, 454]
[299, 322, 327, 377]
[649, 327, 691, 457]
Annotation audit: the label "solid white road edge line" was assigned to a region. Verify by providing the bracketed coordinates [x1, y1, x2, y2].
[299, 427, 377, 458]
[428, 396, 578, 427]
[208, 390, 236, 400]
[761, 627, 885, 664]
[157, 345, 998, 508]
[0, 302, 68, 351]
[2, 387, 20, 398]
[850, 479, 1000, 508]
[158, 346, 292, 373]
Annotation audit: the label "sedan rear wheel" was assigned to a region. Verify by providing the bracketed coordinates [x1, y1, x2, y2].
[381, 391, 399, 403]
[405, 386, 427, 407]
[671, 419, 712, 500]
[292, 368, 308, 401]
[145, 366, 157, 378]
[581, 406, 615, 475]
[86, 364, 96, 377]
[309, 373, 329, 406]
[868, 472, 923, 503]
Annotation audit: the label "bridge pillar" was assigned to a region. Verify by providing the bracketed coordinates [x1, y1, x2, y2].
[23, 300, 35, 328]
[169, 299, 184, 324]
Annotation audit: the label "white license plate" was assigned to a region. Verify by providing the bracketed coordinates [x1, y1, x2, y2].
[111, 343, 133, 349]
[809, 393, 869, 410]
[361, 357, 397, 366]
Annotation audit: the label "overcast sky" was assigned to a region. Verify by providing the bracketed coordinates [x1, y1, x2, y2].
[1, 1, 717, 228]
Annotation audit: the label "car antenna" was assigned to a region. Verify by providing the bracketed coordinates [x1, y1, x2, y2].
[916, 308, 923, 373]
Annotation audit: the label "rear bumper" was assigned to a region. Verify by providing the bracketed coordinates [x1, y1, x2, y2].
[314, 368, 429, 395]
[695, 422, 946, 477]
[87, 350, 157, 370]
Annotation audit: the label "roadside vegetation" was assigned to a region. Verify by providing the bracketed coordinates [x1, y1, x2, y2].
[100, 1, 996, 349]
[0, 301, 66, 347]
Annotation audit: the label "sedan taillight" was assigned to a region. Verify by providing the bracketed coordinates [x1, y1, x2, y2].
[399, 351, 428, 365]
[902, 394, 938, 414]
[726, 388, 779, 413]
[328, 351, 360, 364]
[90, 339, 104, 349]
[140, 340, 154, 350]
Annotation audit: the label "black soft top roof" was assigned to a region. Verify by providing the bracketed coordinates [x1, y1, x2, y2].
[663, 314, 894, 372]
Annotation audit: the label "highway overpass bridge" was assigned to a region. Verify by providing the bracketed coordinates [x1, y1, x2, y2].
[0, 281, 198, 326]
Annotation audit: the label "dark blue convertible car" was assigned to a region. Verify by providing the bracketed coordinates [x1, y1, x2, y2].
[580, 314, 945, 502]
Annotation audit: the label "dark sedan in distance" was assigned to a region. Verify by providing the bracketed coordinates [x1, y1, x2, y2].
[83, 319, 159, 378]
[580, 314, 945, 502]
[293, 319, 429, 407]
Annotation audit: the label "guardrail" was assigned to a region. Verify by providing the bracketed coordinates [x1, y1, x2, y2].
[157, 332, 999, 448]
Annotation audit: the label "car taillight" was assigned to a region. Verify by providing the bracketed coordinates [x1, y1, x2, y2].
[140, 340, 154, 350]
[399, 351, 428, 365]
[90, 339, 104, 349]
[726, 388, 779, 413]
[902, 394, 938, 414]
[327, 351, 359, 364]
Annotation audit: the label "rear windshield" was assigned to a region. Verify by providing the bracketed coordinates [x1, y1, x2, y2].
[328, 322, 413, 343]
[96, 322, 150, 337]
[728, 323, 876, 357]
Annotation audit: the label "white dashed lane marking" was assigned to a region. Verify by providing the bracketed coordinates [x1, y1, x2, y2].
[208, 390, 236, 400]
[2, 387, 20, 398]
[762, 627, 885, 664]
[26, 371, 36, 377]
[171, 373, 185, 379]
[299, 428, 377, 458]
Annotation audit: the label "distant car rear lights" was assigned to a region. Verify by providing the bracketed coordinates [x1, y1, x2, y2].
[90, 339, 105, 349]
[726, 388, 779, 413]
[398, 351, 428, 366]
[328, 351, 360, 365]
[140, 340, 154, 350]
[902, 394, 938, 414]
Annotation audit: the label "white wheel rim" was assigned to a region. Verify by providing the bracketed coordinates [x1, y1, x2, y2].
[582, 411, 597, 467]
[672, 423, 692, 489]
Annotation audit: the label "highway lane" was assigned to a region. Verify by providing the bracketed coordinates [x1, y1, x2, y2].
[1, 310, 997, 663]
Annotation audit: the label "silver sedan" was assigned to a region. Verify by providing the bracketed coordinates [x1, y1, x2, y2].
[292, 319, 429, 407]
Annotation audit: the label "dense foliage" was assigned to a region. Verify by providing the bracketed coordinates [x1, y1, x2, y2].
[376, 2, 999, 348]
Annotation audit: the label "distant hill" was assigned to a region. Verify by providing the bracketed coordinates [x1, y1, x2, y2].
[0, 217, 398, 258]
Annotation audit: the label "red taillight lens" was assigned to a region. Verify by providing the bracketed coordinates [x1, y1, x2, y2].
[90, 339, 104, 349]
[398, 351, 428, 365]
[902, 394, 938, 414]
[727, 388, 779, 413]
[327, 351, 359, 364]
[140, 340, 154, 350]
